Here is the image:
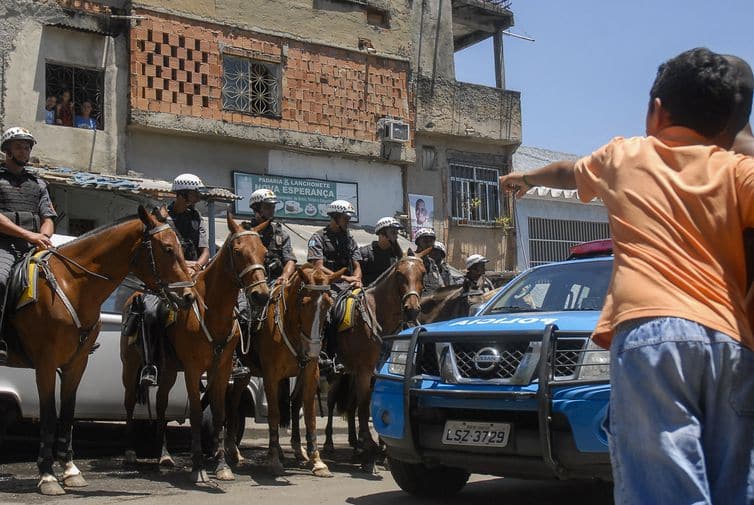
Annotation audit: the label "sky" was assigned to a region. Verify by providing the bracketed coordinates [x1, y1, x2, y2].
[454, 0, 754, 156]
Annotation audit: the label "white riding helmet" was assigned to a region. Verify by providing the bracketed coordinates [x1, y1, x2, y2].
[171, 173, 205, 192]
[249, 188, 279, 208]
[465, 254, 489, 269]
[1, 127, 36, 152]
[414, 227, 436, 243]
[433, 241, 447, 256]
[326, 199, 356, 217]
[374, 216, 402, 234]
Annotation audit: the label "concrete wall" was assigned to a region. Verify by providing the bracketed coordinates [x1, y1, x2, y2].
[407, 135, 514, 271]
[133, 0, 413, 59]
[127, 128, 270, 188]
[268, 149, 403, 227]
[516, 196, 609, 271]
[4, 23, 128, 174]
[411, 0, 455, 80]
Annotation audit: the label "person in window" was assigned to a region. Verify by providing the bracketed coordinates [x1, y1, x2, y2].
[74, 101, 97, 130]
[465, 254, 495, 293]
[55, 89, 74, 127]
[44, 96, 57, 125]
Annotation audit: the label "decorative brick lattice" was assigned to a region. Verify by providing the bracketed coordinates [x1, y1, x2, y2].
[130, 11, 412, 142]
[56, 0, 112, 15]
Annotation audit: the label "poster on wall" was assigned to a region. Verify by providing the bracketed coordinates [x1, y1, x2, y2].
[233, 172, 359, 222]
[408, 193, 433, 238]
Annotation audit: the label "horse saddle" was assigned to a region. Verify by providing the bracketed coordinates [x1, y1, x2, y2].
[332, 288, 362, 332]
[10, 249, 52, 311]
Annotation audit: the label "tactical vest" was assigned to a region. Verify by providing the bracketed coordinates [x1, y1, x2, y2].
[422, 255, 444, 292]
[246, 218, 287, 279]
[360, 241, 400, 285]
[315, 228, 354, 274]
[0, 170, 44, 233]
[168, 204, 201, 261]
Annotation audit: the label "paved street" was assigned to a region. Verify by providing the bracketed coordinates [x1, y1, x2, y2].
[0, 419, 613, 505]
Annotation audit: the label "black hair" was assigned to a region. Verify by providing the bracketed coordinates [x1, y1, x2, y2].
[649, 48, 746, 137]
[724, 55, 754, 134]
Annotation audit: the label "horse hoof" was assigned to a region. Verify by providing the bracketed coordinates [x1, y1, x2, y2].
[38, 480, 65, 496]
[322, 444, 335, 455]
[63, 474, 89, 488]
[312, 463, 333, 478]
[294, 450, 309, 463]
[192, 469, 210, 484]
[159, 455, 175, 467]
[124, 450, 138, 465]
[216, 468, 235, 481]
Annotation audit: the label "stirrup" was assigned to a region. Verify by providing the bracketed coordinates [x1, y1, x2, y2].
[139, 365, 158, 387]
[231, 363, 251, 380]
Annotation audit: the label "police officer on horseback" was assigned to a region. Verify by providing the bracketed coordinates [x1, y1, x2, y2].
[236, 189, 296, 360]
[308, 199, 362, 373]
[123, 173, 210, 386]
[430, 241, 454, 286]
[0, 127, 56, 365]
[465, 254, 495, 293]
[413, 227, 444, 294]
[359, 216, 403, 286]
[307, 199, 362, 289]
[242, 189, 296, 284]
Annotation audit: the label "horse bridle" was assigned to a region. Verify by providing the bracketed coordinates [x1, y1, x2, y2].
[137, 223, 195, 307]
[397, 257, 424, 326]
[226, 230, 267, 296]
[274, 276, 331, 366]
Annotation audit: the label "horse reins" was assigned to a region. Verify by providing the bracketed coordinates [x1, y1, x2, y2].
[226, 230, 267, 295]
[136, 223, 196, 308]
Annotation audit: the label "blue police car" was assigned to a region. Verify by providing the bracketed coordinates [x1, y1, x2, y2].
[371, 240, 614, 497]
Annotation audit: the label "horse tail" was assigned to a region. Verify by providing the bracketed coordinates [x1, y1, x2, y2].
[278, 377, 292, 429]
[333, 373, 354, 416]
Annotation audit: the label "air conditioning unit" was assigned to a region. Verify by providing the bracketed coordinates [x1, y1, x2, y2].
[383, 120, 410, 143]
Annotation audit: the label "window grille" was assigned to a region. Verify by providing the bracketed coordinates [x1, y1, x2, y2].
[528, 217, 610, 265]
[45, 63, 105, 129]
[222, 55, 281, 117]
[450, 164, 500, 225]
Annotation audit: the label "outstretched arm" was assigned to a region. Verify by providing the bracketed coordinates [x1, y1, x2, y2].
[499, 160, 577, 198]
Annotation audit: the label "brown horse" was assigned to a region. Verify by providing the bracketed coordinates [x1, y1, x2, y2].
[121, 213, 270, 483]
[2, 206, 194, 495]
[225, 264, 344, 477]
[298, 251, 428, 473]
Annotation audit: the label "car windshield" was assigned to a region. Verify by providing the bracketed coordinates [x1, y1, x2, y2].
[484, 259, 613, 314]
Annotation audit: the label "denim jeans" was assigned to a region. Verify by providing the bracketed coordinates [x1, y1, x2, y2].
[607, 317, 754, 505]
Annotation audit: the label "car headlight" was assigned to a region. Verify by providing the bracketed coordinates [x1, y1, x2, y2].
[387, 339, 410, 376]
[577, 339, 610, 380]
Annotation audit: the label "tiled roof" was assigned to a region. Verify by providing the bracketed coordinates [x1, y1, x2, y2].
[27, 165, 240, 201]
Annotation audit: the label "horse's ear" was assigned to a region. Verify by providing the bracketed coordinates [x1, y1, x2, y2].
[253, 219, 271, 233]
[226, 209, 241, 233]
[138, 205, 156, 227]
[328, 267, 348, 284]
[407, 248, 415, 257]
[416, 247, 431, 258]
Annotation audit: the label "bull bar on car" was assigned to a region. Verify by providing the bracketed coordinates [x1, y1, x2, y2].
[373, 324, 612, 480]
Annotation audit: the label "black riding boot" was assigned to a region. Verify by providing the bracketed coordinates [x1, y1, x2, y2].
[230, 352, 250, 380]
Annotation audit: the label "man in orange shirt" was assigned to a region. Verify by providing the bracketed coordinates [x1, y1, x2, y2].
[500, 48, 754, 505]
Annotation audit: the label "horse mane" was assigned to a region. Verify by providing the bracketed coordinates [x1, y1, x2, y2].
[57, 214, 142, 250]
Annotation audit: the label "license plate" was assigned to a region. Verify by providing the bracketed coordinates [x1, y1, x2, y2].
[441, 420, 511, 447]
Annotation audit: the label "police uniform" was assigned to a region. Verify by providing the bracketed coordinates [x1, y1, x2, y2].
[167, 201, 208, 261]
[307, 227, 361, 283]
[418, 253, 445, 294]
[242, 217, 296, 280]
[0, 166, 57, 313]
[438, 261, 453, 287]
[359, 241, 401, 286]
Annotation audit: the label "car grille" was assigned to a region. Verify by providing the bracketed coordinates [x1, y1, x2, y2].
[415, 337, 588, 381]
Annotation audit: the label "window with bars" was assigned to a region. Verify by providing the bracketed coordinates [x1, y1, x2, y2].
[45, 63, 105, 130]
[528, 217, 610, 266]
[450, 164, 500, 225]
[222, 54, 281, 117]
